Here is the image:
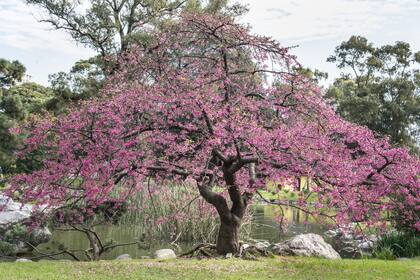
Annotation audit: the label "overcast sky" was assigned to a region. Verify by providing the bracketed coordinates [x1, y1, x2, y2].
[1, 0, 419, 85]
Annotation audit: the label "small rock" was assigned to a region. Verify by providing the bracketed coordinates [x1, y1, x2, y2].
[115, 254, 131, 260]
[225, 253, 233, 259]
[254, 241, 270, 251]
[15, 258, 32, 262]
[239, 244, 250, 256]
[357, 241, 374, 251]
[342, 233, 354, 241]
[153, 249, 176, 260]
[324, 230, 338, 238]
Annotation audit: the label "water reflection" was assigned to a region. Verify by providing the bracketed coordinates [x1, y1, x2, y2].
[250, 204, 329, 242]
[34, 204, 332, 260]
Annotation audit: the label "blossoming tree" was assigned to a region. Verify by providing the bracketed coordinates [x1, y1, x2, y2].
[7, 14, 419, 255]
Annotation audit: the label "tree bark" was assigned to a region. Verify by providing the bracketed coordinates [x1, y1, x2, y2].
[216, 215, 241, 255]
[198, 154, 254, 255]
[198, 177, 250, 255]
[86, 231, 101, 261]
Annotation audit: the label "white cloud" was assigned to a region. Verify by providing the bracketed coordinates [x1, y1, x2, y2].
[2, 0, 418, 51]
[0, 0, 418, 85]
[0, 0, 91, 55]
[242, 0, 420, 43]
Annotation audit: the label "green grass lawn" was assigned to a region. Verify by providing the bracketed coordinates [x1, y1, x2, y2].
[1, 257, 419, 280]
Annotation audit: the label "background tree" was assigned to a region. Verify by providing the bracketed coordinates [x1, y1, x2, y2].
[0, 59, 53, 177]
[326, 36, 420, 152]
[7, 15, 419, 257]
[26, 0, 187, 56]
[46, 57, 106, 114]
[26, 0, 244, 57]
[26, 0, 189, 112]
[184, 0, 248, 16]
[29, 0, 245, 110]
[0, 59, 26, 88]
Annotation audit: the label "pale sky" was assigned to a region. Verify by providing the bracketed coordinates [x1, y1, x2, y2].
[1, 0, 419, 85]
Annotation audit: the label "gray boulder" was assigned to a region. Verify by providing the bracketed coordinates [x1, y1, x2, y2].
[0, 194, 52, 255]
[31, 227, 52, 245]
[272, 233, 341, 259]
[153, 249, 176, 260]
[0, 195, 32, 230]
[324, 227, 378, 254]
[254, 241, 271, 251]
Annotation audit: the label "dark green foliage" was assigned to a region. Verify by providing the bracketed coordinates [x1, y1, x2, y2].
[46, 57, 105, 114]
[1, 82, 53, 120]
[26, 0, 240, 56]
[94, 201, 128, 224]
[184, 0, 248, 16]
[51, 201, 128, 228]
[374, 232, 420, 259]
[0, 59, 54, 176]
[3, 224, 30, 244]
[373, 245, 397, 260]
[0, 241, 17, 256]
[0, 59, 26, 88]
[326, 36, 420, 153]
[0, 225, 30, 256]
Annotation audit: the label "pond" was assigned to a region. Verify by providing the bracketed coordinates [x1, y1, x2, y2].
[36, 204, 337, 260]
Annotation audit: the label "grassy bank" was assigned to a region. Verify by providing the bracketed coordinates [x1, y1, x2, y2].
[1, 257, 419, 280]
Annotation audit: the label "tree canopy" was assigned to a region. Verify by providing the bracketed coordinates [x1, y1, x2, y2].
[6, 15, 419, 255]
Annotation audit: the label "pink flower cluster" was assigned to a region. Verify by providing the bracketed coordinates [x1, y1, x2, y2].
[6, 13, 419, 232]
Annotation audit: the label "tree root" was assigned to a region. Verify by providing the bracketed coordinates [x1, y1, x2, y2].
[180, 243, 272, 260]
[179, 243, 217, 258]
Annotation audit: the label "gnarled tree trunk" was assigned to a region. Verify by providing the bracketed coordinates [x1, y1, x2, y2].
[216, 215, 241, 254]
[198, 161, 252, 255]
[86, 230, 102, 261]
[195, 150, 257, 255]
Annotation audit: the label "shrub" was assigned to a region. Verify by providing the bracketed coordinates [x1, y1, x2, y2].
[373, 246, 396, 260]
[0, 240, 17, 256]
[374, 232, 420, 258]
